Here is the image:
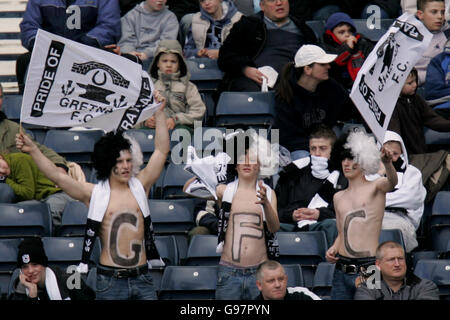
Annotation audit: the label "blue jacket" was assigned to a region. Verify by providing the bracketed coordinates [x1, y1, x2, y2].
[424, 50, 450, 106]
[20, 0, 121, 51]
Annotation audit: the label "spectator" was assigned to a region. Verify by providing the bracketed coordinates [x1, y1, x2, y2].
[183, 0, 243, 59]
[424, 38, 450, 111]
[0, 152, 73, 229]
[354, 241, 440, 300]
[319, 12, 375, 90]
[0, 84, 68, 203]
[366, 131, 427, 252]
[184, 132, 280, 300]
[15, 93, 170, 300]
[9, 237, 95, 300]
[274, 44, 358, 160]
[275, 125, 347, 247]
[255, 260, 320, 300]
[217, 0, 317, 93]
[388, 68, 450, 203]
[414, 0, 448, 86]
[16, 0, 122, 94]
[118, 0, 179, 70]
[326, 131, 397, 300]
[401, 0, 450, 21]
[139, 40, 206, 132]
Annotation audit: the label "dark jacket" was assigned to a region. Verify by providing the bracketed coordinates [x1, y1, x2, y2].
[340, 0, 401, 18]
[255, 289, 316, 300]
[354, 274, 439, 300]
[388, 94, 450, 155]
[275, 158, 348, 224]
[320, 31, 375, 89]
[9, 266, 95, 300]
[424, 50, 450, 106]
[217, 11, 317, 83]
[274, 68, 357, 152]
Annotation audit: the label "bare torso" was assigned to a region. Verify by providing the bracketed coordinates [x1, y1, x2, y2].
[99, 187, 146, 268]
[220, 187, 268, 267]
[334, 180, 386, 258]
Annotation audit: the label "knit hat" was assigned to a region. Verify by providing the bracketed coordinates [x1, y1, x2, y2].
[325, 12, 356, 33]
[17, 238, 48, 268]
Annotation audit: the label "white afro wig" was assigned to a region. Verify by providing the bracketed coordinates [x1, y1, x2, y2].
[123, 133, 144, 176]
[248, 130, 279, 178]
[344, 131, 380, 175]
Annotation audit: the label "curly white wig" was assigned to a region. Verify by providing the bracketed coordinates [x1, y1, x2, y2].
[344, 131, 380, 175]
[248, 130, 279, 178]
[123, 133, 144, 176]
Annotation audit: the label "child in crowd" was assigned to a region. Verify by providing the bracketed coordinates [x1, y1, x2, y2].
[319, 12, 375, 90]
[183, 0, 242, 59]
[118, 0, 179, 68]
[139, 39, 206, 132]
[388, 68, 450, 203]
[414, 0, 448, 85]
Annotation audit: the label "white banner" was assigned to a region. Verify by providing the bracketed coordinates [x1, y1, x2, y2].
[20, 29, 160, 132]
[350, 13, 432, 143]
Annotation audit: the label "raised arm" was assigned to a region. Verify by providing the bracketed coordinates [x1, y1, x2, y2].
[137, 91, 170, 193]
[15, 132, 93, 205]
[376, 146, 398, 193]
[256, 181, 280, 233]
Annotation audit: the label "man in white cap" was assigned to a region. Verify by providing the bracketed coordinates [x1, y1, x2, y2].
[275, 44, 360, 160]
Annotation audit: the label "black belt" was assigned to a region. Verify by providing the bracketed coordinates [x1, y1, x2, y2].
[97, 265, 148, 279]
[336, 255, 375, 275]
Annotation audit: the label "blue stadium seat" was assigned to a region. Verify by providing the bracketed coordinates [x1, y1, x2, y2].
[184, 235, 221, 266]
[379, 229, 406, 252]
[155, 235, 179, 267]
[305, 20, 325, 39]
[277, 231, 328, 288]
[0, 238, 23, 299]
[43, 129, 104, 163]
[214, 91, 276, 129]
[124, 128, 156, 163]
[411, 251, 441, 269]
[430, 192, 450, 253]
[158, 265, 218, 300]
[352, 19, 394, 42]
[283, 264, 305, 288]
[0, 202, 52, 238]
[6, 268, 21, 299]
[424, 128, 450, 152]
[58, 201, 88, 237]
[161, 162, 195, 199]
[2, 94, 22, 122]
[42, 237, 101, 270]
[185, 58, 223, 92]
[312, 262, 335, 300]
[414, 259, 450, 299]
[190, 126, 226, 156]
[446, 239, 450, 259]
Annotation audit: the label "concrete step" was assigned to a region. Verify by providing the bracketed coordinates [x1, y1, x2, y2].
[1, 81, 19, 94]
[0, 39, 26, 56]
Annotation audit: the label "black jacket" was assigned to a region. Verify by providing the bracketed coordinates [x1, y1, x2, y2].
[255, 289, 316, 300]
[9, 266, 95, 300]
[274, 69, 357, 152]
[275, 159, 347, 224]
[218, 11, 317, 80]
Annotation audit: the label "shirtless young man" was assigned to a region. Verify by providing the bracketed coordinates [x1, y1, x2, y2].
[15, 93, 170, 300]
[325, 131, 397, 300]
[214, 149, 280, 300]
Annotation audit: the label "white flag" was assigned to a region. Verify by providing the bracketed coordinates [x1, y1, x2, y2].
[20, 29, 160, 132]
[350, 13, 433, 143]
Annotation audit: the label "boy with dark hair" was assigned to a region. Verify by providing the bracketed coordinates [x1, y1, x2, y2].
[15, 93, 170, 300]
[320, 12, 375, 90]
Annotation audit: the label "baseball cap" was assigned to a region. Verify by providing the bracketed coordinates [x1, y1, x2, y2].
[294, 45, 337, 68]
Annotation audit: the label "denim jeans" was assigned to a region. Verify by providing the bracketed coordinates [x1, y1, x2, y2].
[330, 269, 358, 300]
[95, 266, 158, 300]
[0, 184, 16, 203]
[215, 264, 260, 300]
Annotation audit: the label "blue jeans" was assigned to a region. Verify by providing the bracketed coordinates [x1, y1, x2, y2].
[330, 269, 358, 300]
[0, 184, 16, 203]
[96, 266, 157, 300]
[215, 264, 260, 300]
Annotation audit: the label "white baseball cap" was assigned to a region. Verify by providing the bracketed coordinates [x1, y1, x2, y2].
[294, 45, 337, 67]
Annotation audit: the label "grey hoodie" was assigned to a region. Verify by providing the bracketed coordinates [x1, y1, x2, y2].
[118, 3, 179, 60]
[148, 39, 206, 126]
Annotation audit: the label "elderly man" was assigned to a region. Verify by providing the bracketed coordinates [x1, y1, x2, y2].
[354, 241, 439, 300]
[217, 0, 317, 93]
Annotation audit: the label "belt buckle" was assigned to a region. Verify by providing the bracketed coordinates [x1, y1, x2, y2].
[115, 269, 130, 279]
[345, 264, 357, 274]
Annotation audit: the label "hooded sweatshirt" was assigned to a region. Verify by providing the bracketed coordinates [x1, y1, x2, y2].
[147, 40, 206, 126]
[184, 0, 242, 58]
[118, 3, 179, 60]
